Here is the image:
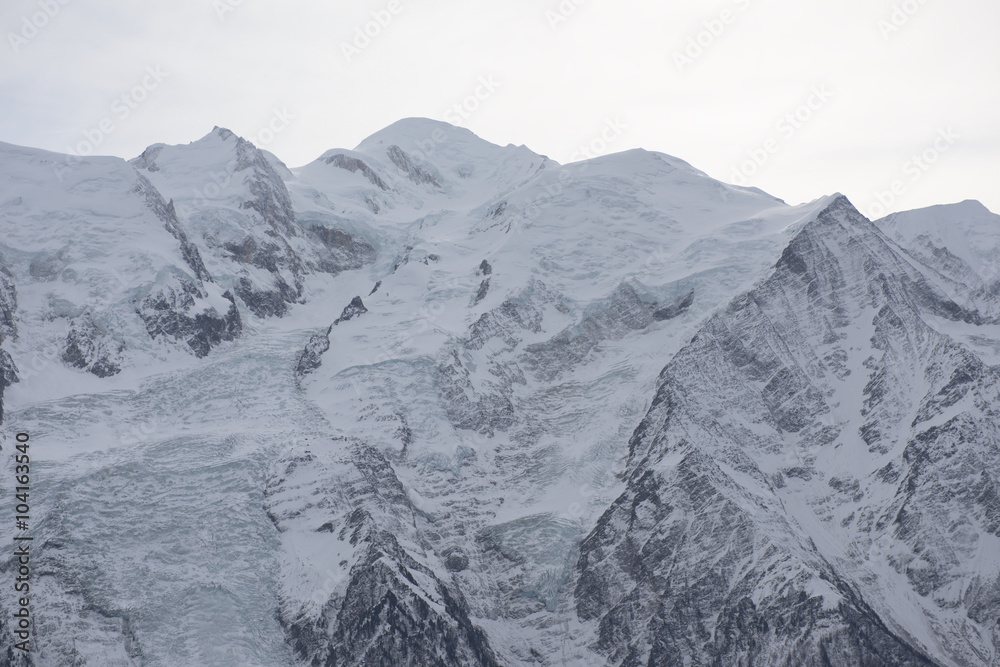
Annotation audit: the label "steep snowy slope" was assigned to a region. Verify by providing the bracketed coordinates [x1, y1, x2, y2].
[0, 119, 997, 666]
[277, 126, 855, 664]
[877, 200, 999, 293]
[876, 201, 1000, 365]
[0, 142, 240, 389]
[578, 196, 1000, 666]
[132, 128, 376, 317]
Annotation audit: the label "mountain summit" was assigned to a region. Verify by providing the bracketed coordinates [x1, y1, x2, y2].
[0, 121, 997, 666]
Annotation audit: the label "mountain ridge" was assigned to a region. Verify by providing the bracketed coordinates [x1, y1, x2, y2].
[0, 121, 997, 665]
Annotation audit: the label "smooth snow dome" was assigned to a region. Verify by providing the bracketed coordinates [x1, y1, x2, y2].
[0, 1, 997, 216]
[878, 200, 1000, 280]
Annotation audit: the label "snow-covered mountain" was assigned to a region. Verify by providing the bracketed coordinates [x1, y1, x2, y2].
[0, 119, 997, 666]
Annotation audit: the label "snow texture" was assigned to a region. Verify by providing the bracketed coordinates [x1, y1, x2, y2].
[1, 120, 998, 666]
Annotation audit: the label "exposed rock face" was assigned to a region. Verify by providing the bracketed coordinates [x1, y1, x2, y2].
[0, 348, 17, 424]
[575, 451, 937, 666]
[0, 264, 16, 424]
[438, 349, 516, 435]
[575, 197, 1000, 666]
[63, 313, 125, 378]
[129, 143, 163, 172]
[136, 281, 242, 358]
[220, 135, 308, 317]
[3, 121, 999, 666]
[132, 174, 212, 284]
[434, 284, 561, 437]
[128, 174, 245, 356]
[0, 264, 16, 341]
[474, 278, 490, 305]
[523, 283, 657, 381]
[323, 153, 392, 192]
[233, 274, 300, 319]
[268, 444, 502, 667]
[386, 145, 443, 188]
[132, 128, 379, 320]
[296, 329, 332, 377]
[307, 225, 377, 275]
[652, 289, 694, 321]
[296, 297, 368, 378]
[7, 150, 250, 380]
[334, 296, 368, 325]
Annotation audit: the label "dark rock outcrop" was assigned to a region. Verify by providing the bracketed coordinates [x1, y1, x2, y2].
[307, 226, 378, 275]
[386, 145, 443, 188]
[524, 283, 655, 381]
[269, 445, 502, 667]
[133, 174, 213, 284]
[575, 196, 995, 666]
[323, 153, 392, 191]
[0, 348, 17, 425]
[295, 297, 368, 377]
[0, 264, 16, 424]
[63, 313, 124, 378]
[296, 328, 332, 377]
[334, 296, 368, 325]
[0, 264, 16, 341]
[473, 279, 490, 305]
[136, 281, 242, 358]
[652, 289, 694, 321]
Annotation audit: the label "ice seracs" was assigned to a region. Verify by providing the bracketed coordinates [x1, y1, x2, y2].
[0, 120, 997, 666]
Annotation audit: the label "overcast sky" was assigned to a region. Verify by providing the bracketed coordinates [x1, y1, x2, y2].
[2, 0, 997, 218]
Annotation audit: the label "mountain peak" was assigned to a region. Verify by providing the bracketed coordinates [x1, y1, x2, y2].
[883, 198, 993, 220]
[209, 125, 237, 141]
[355, 117, 480, 153]
[1, 121, 997, 667]
[352, 117, 550, 168]
[875, 197, 999, 282]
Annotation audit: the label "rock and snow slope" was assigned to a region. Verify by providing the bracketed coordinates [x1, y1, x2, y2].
[0, 119, 997, 666]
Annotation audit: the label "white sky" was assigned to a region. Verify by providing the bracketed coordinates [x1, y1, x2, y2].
[2, 0, 998, 218]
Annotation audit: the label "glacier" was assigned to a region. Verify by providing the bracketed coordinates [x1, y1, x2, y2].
[0, 118, 997, 666]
